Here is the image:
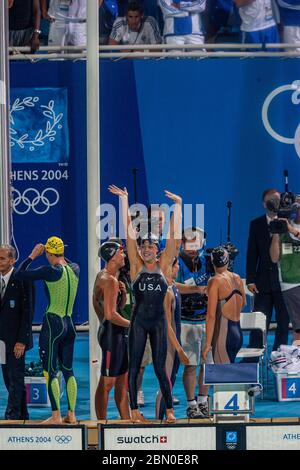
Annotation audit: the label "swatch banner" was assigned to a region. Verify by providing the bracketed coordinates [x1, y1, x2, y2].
[10, 87, 81, 322]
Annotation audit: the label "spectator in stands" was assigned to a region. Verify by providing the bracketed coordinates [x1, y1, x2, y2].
[276, 0, 300, 51]
[158, 0, 206, 46]
[270, 201, 300, 342]
[109, 2, 162, 45]
[245, 189, 290, 356]
[177, 227, 212, 419]
[39, 0, 51, 46]
[234, 0, 280, 49]
[9, 0, 41, 53]
[41, 0, 103, 47]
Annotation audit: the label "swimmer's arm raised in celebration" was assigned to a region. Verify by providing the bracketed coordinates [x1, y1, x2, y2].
[164, 288, 189, 365]
[103, 277, 130, 328]
[202, 277, 219, 362]
[108, 185, 143, 280]
[160, 191, 182, 271]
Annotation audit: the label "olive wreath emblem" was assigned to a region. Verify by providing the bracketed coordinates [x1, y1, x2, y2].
[10, 96, 63, 152]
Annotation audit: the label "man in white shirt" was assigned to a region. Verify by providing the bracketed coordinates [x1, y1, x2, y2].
[41, 0, 102, 46]
[158, 0, 206, 46]
[109, 2, 162, 46]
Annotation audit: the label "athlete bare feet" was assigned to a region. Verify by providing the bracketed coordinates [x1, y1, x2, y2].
[166, 409, 176, 424]
[131, 409, 150, 424]
[62, 411, 77, 424]
[41, 411, 63, 425]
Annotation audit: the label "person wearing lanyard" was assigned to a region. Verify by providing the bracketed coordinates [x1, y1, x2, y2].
[234, 0, 280, 49]
[177, 227, 212, 419]
[0, 244, 34, 421]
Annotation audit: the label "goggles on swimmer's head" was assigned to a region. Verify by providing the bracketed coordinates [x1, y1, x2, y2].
[138, 233, 159, 247]
[211, 246, 229, 268]
[99, 241, 123, 262]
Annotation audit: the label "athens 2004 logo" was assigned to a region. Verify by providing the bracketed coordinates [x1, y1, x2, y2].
[12, 187, 60, 215]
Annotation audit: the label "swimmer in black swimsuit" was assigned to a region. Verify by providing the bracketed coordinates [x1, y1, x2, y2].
[156, 257, 190, 420]
[109, 185, 182, 424]
[202, 247, 246, 364]
[93, 240, 130, 420]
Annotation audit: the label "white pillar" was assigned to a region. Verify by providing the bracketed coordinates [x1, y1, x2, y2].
[87, 0, 101, 420]
[0, 1, 12, 243]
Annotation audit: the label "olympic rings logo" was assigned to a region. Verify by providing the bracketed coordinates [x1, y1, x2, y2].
[262, 80, 300, 159]
[54, 435, 72, 444]
[12, 187, 60, 215]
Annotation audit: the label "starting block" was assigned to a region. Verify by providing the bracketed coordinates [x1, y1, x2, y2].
[204, 363, 261, 423]
[25, 372, 64, 407]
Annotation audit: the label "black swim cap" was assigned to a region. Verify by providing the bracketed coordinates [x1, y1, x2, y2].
[211, 246, 229, 268]
[99, 241, 123, 262]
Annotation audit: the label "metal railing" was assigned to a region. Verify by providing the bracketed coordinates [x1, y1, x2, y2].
[8, 43, 300, 61]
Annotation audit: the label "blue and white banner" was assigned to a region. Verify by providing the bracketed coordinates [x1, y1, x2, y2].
[10, 88, 69, 163]
[0, 425, 86, 450]
[11, 88, 69, 221]
[10, 87, 83, 323]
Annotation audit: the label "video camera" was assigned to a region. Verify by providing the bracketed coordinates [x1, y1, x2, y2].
[268, 171, 298, 234]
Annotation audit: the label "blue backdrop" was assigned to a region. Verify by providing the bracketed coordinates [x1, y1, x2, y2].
[10, 58, 300, 322]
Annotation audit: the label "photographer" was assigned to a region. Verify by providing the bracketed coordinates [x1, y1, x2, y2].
[270, 201, 300, 342]
[177, 227, 212, 419]
[246, 189, 289, 354]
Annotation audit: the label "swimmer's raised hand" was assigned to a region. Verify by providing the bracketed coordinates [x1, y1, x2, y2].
[108, 185, 128, 198]
[164, 190, 182, 205]
[29, 243, 45, 260]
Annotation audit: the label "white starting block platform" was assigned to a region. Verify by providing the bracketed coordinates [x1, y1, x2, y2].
[204, 363, 261, 423]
